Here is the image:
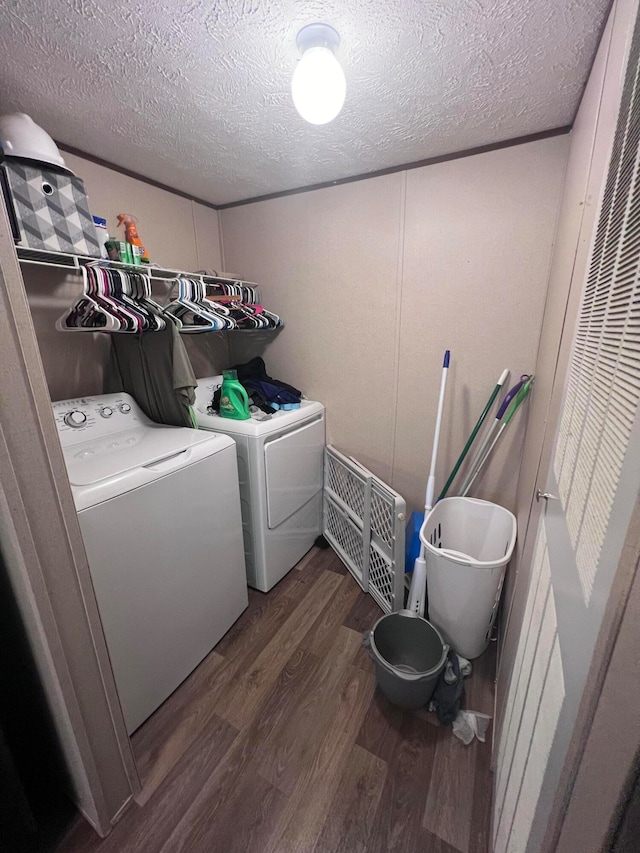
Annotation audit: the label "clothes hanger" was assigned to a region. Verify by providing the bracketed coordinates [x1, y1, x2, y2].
[164, 278, 223, 332]
[203, 287, 283, 330]
[202, 282, 254, 330]
[86, 266, 142, 331]
[133, 269, 184, 330]
[57, 265, 191, 333]
[124, 270, 163, 330]
[110, 269, 160, 330]
[183, 277, 228, 329]
[56, 266, 123, 332]
[115, 268, 171, 331]
[102, 268, 153, 331]
[206, 295, 259, 328]
[55, 297, 119, 332]
[192, 278, 236, 329]
[259, 307, 284, 328]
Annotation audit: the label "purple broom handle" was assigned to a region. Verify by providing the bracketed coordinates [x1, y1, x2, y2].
[496, 375, 529, 420]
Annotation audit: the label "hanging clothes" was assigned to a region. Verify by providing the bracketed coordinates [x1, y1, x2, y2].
[105, 324, 197, 428]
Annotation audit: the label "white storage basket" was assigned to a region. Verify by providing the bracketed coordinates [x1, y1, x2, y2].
[419, 497, 517, 659]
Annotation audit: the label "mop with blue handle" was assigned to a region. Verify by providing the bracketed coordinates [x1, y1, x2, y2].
[407, 350, 450, 616]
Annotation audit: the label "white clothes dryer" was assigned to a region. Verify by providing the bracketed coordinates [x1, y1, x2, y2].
[53, 392, 248, 733]
[194, 376, 325, 592]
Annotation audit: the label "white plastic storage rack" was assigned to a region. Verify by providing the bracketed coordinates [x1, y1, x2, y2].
[323, 446, 405, 614]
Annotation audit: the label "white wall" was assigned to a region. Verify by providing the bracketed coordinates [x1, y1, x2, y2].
[227, 172, 404, 483]
[221, 136, 569, 513]
[20, 137, 569, 517]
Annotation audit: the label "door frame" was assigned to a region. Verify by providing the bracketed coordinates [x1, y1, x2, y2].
[543, 493, 640, 852]
[492, 0, 640, 847]
[0, 201, 139, 834]
[496, 0, 636, 744]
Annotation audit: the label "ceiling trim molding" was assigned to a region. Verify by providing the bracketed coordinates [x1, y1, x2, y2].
[57, 126, 571, 211]
[217, 126, 572, 209]
[55, 142, 221, 211]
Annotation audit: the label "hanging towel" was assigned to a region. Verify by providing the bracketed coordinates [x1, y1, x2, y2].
[105, 324, 197, 428]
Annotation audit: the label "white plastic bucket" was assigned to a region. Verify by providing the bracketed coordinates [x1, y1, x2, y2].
[419, 497, 517, 659]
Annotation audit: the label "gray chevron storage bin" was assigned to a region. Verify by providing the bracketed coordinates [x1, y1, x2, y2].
[2, 159, 101, 257]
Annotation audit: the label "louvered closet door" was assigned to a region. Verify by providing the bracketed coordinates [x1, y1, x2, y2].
[493, 7, 640, 853]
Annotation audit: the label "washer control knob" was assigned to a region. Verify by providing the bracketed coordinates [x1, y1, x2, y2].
[64, 410, 87, 428]
[99, 406, 114, 418]
[119, 403, 132, 414]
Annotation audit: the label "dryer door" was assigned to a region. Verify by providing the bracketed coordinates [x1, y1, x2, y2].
[264, 416, 324, 529]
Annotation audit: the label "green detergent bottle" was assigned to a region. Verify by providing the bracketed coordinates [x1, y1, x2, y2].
[219, 370, 250, 420]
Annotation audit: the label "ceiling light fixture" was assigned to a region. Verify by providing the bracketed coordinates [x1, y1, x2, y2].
[292, 23, 346, 126]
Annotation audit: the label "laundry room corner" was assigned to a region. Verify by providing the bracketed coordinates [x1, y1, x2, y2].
[219, 134, 570, 515]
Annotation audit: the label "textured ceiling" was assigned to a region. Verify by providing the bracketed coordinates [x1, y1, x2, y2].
[0, 0, 608, 205]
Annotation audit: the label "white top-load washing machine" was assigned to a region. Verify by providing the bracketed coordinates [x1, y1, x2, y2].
[194, 377, 325, 592]
[53, 392, 248, 733]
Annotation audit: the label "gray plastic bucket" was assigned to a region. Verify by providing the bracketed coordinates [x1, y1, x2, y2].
[367, 610, 449, 709]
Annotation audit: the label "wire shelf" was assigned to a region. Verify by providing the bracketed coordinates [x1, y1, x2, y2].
[17, 246, 260, 289]
[17, 246, 284, 332]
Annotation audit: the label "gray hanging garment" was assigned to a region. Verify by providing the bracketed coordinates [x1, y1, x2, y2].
[105, 324, 197, 428]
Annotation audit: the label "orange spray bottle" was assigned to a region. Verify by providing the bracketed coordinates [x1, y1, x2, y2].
[117, 214, 150, 263]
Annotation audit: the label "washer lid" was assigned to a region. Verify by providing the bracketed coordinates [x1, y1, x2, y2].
[194, 376, 324, 436]
[63, 424, 228, 487]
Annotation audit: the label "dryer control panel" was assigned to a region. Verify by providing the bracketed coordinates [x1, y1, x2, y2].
[52, 393, 148, 445]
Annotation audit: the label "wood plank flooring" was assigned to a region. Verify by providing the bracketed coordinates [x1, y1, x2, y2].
[55, 547, 496, 853]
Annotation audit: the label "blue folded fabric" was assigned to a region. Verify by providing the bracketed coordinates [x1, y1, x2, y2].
[243, 379, 301, 406]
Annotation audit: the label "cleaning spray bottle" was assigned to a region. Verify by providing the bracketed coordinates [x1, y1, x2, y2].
[219, 370, 250, 420]
[117, 213, 150, 264]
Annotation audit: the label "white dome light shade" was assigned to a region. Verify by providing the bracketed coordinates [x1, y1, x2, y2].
[292, 25, 346, 125]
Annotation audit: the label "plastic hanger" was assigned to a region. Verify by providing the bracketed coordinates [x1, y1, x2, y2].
[164, 278, 224, 332]
[56, 267, 123, 332]
[86, 266, 141, 331]
[193, 278, 236, 329]
[132, 269, 184, 330]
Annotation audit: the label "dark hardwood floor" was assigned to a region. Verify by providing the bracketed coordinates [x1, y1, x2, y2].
[56, 547, 495, 853]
